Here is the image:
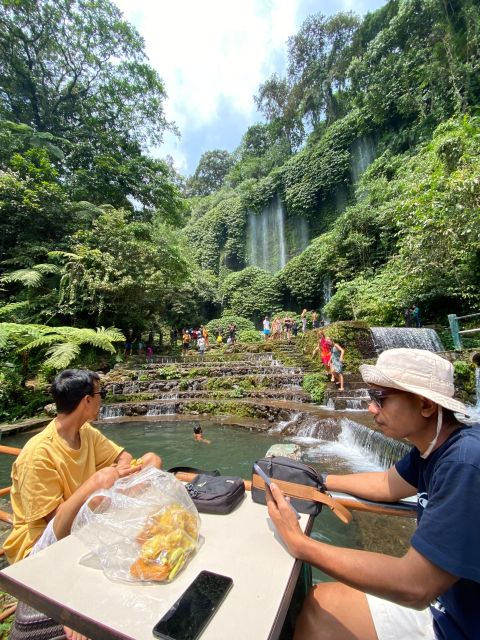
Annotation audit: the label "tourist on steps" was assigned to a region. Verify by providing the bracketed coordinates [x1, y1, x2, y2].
[301, 309, 308, 333]
[263, 317, 271, 340]
[328, 339, 345, 391]
[4, 369, 161, 640]
[312, 330, 332, 377]
[265, 348, 478, 640]
[412, 304, 422, 328]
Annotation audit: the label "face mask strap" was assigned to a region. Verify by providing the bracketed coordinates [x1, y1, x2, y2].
[421, 406, 443, 459]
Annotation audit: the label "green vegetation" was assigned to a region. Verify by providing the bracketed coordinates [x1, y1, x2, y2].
[205, 315, 255, 335]
[183, 400, 257, 418]
[453, 360, 477, 402]
[302, 374, 327, 405]
[2, 0, 480, 419]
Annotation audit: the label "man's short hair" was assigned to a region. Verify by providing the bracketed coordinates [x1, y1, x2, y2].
[51, 369, 100, 414]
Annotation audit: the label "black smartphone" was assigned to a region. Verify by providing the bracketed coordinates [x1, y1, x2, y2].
[152, 570, 234, 640]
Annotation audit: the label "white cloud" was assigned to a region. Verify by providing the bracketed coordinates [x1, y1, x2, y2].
[115, 0, 299, 127]
[113, 0, 387, 172]
[113, 1, 301, 170]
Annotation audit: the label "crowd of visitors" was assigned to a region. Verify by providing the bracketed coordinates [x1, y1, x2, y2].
[262, 309, 324, 342]
[263, 316, 299, 340]
[125, 311, 327, 357]
[181, 324, 237, 354]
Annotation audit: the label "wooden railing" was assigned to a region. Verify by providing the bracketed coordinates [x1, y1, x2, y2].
[0, 445, 21, 525]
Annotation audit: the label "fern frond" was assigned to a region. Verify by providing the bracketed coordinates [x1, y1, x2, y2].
[0, 301, 30, 318]
[20, 333, 64, 351]
[1, 269, 44, 288]
[43, 342, 81, 370]
[96, 327, 125, 343]
[33, 264, 60, 275]
[71, 328, 117, 353]
[48, 251, 80, 262]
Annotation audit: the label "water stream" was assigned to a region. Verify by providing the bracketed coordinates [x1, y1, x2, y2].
[246, 194, 309, 273]
[351, 136, 376, 184]
[371, 327, 444, 353]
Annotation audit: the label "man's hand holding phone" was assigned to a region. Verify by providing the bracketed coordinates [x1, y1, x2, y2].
[253, 463, 300, 520]
[255, 464, 308, 559]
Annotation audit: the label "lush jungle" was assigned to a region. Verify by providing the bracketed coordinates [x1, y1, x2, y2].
[1, 0, 480, 420]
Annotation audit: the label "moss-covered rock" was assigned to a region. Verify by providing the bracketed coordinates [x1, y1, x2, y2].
[183, 400, 257, 418]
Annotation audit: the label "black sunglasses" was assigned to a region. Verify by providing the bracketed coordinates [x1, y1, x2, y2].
[93, 389, 108, 400]
[367, 388, 404, 408]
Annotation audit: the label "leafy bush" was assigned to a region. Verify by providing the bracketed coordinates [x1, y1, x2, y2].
[155, 366, 179, 380]
[238, 329, 262, 343]
[453, 360, 476, 402]
[220, 267, 283, 323]
[302, 373, 327, 404]
[205, 315, 255, 336]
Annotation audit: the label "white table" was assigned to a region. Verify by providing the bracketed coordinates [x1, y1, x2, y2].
[0, 497, 313, 640]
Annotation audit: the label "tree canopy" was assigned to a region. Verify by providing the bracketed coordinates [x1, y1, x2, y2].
[2, 0, 480, 420]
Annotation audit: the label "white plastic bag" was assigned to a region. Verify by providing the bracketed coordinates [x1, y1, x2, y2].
[72, 466, 200, 583]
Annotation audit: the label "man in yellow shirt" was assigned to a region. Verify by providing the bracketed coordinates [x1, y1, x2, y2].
[4, 369, 161, 565]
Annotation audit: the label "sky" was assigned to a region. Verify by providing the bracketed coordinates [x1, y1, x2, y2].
[113, 0, 388, 176]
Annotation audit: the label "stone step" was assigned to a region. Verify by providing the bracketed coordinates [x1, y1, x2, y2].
[105, 374, 305, 394]
[326, 397, 370, 411]
[326, 388, 370, 398]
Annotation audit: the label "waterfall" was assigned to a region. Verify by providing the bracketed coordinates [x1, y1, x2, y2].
[288, 216, 310, 257]
[371, 327, 444, 353]
[323, 277, 332, 304]
[100, 406, 124, 419]
[299, 418, 410, 471]
[462, 367, 480, 424]
[277, 197, 287, 269]
[351, 136, 376, 184]
[146, 403, 176, 416]
[334, 186, 348, 213]
[336, 419, 410, 470]
[247, 194, 306, 273]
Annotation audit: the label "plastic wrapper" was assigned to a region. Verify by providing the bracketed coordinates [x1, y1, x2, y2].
[72, 466, 200, 584]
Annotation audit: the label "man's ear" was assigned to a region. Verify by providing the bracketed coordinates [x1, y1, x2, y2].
[420, 397, 438, 418]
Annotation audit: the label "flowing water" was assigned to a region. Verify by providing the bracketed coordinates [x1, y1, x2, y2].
[0, 417, 415, 583]
[371, 327, 444, 353]
[246, 194, 309, 273]
[351, 136, 376, 184]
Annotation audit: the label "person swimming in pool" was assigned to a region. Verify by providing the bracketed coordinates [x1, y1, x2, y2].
[193, 424, 211, 444]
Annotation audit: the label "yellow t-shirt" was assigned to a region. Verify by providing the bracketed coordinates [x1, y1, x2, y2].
[4, 419, 123, 564]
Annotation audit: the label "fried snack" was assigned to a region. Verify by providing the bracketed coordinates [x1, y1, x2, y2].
[130, 458, 142, 467]
[130, 503, 199, 582]
[130, 558, 170, 581]
[140, 529, 196, 562]
[136, 503, 198, 544]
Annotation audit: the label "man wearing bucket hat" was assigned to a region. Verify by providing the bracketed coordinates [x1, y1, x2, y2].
[265, 348, 480, 640]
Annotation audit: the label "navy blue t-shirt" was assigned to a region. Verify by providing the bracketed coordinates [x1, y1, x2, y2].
[395, 425, 480, 639]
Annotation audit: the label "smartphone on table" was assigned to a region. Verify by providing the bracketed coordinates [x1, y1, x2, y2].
[152, 570, 233, 640]
[253, 463, 300, 519]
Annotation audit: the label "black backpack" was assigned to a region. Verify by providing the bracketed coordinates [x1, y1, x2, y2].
[168, 467, 245, 515]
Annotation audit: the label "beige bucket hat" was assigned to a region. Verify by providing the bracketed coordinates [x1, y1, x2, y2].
[360, 348, 469, 415]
